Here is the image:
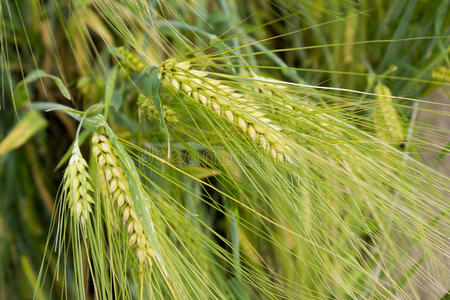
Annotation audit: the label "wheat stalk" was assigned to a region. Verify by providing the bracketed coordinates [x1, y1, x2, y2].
[62, 144, 94, 224]
[91, 134, 154, 264]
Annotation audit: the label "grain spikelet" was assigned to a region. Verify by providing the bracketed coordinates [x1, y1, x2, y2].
[115, 47, 294, 162]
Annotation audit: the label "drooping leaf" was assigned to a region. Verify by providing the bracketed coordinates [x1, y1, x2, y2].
[0, 110, 48, 156]
[16, 69, 71, 100]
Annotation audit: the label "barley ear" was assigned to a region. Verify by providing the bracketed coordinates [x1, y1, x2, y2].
[91, 134, 154, 264]
[373, 83, 404, 144]
[432, 66, 450, 83]
[116, 46, 146, 72]
[63, 144, 94, 224]
[159, 59, 293, 163]
[138, 95, 179, 125]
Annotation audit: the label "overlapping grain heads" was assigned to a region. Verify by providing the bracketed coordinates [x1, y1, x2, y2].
[116, 47, 295, 162]
[111, 47, 448, 299]
[92, 134, 154, 264]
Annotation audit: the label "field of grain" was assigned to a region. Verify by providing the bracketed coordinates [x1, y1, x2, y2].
[0, 1, 449, 299]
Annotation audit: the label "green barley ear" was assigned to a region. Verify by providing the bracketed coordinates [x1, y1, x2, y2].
[138, 95, 179, 124]
[373, 83, 404, 144]
[49, 143, 95, 299]
[91, 134, 154, 264]
[116, 46, 146, 72]
[63, 144, 94, 224]
[159, 59, 293, 162]
[432, 66, 450, 82]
